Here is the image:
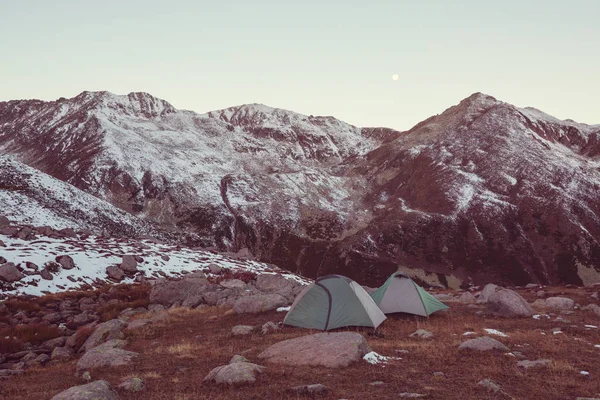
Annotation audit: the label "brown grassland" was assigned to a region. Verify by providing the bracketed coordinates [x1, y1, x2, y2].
[1, 286, 599, 399]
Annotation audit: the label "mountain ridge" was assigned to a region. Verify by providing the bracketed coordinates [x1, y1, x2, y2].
[1, 91, 599, 287]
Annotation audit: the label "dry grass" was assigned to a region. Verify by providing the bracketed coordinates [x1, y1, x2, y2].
[1, 286, 600, 399]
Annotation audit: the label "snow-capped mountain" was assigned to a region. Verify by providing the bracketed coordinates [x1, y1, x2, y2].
[1, 91, 599, 287]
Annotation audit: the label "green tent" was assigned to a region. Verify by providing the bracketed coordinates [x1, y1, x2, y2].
[370, 272, 449, 316]
[283, 275, 386, 331]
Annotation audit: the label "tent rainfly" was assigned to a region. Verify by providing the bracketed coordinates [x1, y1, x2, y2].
[283, 274, 386, 331]
[369, 272, 449, 316]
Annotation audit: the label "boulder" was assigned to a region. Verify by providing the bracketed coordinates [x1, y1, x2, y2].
[0, 262, 24, 282]
[76, 342, 138, 371]
[149, 277, 210, 306]
[0, 239, 5, 247]
[545, 297, 575, 310]
[487, 289, 533, 318]
[0, 216, 9, 227]
[254, 274, 300, 299]
[82, 319, 126, 351]
[182, 294, 204, 308]
[120, 255, 138, 273]
[203, 361, 265, 384]
[478, 378, 502, 393]
[458, 337, 509, 352]
[233, 294, 287, 314]
[582, 304, 600, 317]
[229, 355, 249, 364]
[50, 380, 118, 400]
[51, 346, 74, 361]
[208, 263, 222, 274]
[126, 319, 153, 331]
[478, 283, 500, 302]
[258, 332, 371, 368]
[56, 256, 75, 270]
[40, 268, 54, 280]
[106, 266, 124, 281]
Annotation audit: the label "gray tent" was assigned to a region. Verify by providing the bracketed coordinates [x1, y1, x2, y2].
[370, 272, 449, 316]
[283, 275, 386, 330]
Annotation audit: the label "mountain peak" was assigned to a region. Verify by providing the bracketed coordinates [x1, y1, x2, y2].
[72, 90, 176, 118]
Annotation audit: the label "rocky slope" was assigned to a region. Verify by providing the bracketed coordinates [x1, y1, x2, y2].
[1, 91, 599, 287]
[0, 156, 155, 237]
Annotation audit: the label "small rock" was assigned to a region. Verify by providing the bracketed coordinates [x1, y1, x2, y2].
[478, 378, 501, 393]
[370, 381, 385, 386]
[517, 359, 552, 369]
[545, 297, 575, 310]
[126, 319, 152, 331]
[398, 393, 427, 398]
[203, 362, 265, 384]
[291, 384, 328, 395]
[409, 329, 434, 339]
[525, 283, 539, 289]
[232, 325, 254, 336]
[118, 377, 145, 392]
[459, 292, 476, 304]
[220, 279, 246, 289]
[458, 337, 509, 352]
[50, 380, 117, 400]
[261, 321, 280, 335]
[208, 263, 222, 274]
[433, 371, 445, 377]
[51, 346, 74, 361]
[478, 283, 500, 302]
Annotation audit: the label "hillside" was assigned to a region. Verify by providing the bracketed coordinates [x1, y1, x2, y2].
[1, 92, 599, 286]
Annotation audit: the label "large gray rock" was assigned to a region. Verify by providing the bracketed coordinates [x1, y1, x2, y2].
[119, 255, 138, 273]
[51, 346, 74, 361]
[105, 265, 124, 281]
[149, 276, 210, 306]
[582, 303, 600, 316]
[0, 262, 24, 282]
[233, 293, 287, 314]
[50, 380, 118, 400]
[56, 255, 75, 270]
[82, 319, 126, 351]
[458, 336, 509, 352]
[254, 274, 302, 300]
[545, 297, 575, 310]
[220, 279, 246, 289]
[258, 332, 371, 368]
[76, 342, 138, 371]
[487, 289, 533, 318]
[203, 361, 265, 384]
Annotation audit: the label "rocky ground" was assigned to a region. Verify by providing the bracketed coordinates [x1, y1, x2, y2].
[1, 275, 599, 399]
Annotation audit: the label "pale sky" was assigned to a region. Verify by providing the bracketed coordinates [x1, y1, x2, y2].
[1, 1, 598, 130]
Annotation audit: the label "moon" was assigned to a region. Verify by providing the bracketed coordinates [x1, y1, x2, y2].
[392, 73, 399, 81]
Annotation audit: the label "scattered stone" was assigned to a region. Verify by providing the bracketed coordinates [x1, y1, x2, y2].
[258, 332, 370, 368]
[232, 325, 255, 336]
[120, 255, 138, 273]
[370, 381, 385, 386]
[76, 342, 138, 371]
[51, 346, 74, 361]
[545, 297, 575, 310]
[458, 337, 509, 352]
[409, 329, 434, 339]
[459, 292, 476, 304]
[487, 289, 533, 318]
[582, 304, 600, 316]
[149, 276, 210, 306]
[203, 361, 265, 384]
[208, 263, 222, 274]
[291, 384, 329, 395]
[50, 380, 118, 400]
[233, 293, 287, 314]
[40, 268, 54, 280]
[82, 319, 126, 351]
[220, 279, 246, 289]
[0, 262, 24, 282]
[261, 321, 280, 335]
[106, 265, 124, 281]
[398, 393, 427, 398]
[118, 377, 145, 392]
[182, 294, 203, 308]
[478, 378, 502, 393]
[56, 255, 75, 270]
[517, 359, 552, 369]
[525, 283, 539, 289]
[432, 372, 445, 377]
